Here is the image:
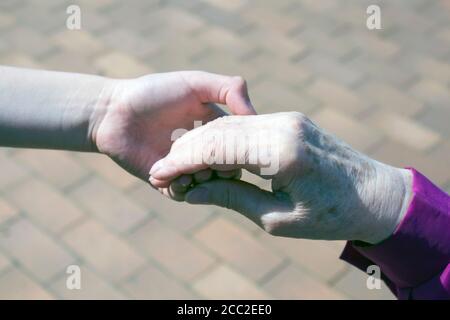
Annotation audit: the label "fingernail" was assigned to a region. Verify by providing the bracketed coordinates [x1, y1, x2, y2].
[152, 166, 178, 180]
[186, 187, 209, 204]
[178, 175, 192, 187]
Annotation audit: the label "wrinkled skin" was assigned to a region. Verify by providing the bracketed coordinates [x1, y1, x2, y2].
[150, 112, 413, 244]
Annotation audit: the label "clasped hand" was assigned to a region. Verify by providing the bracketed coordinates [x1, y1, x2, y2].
[90, 70, 411, 245]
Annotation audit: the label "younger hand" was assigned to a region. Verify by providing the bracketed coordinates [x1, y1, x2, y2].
[92, 71, 255, 181]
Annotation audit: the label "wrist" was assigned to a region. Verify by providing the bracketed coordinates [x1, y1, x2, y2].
[393, 168, 414, 229]
[87, 77, 124, 153]
[363, 164, 413, 244]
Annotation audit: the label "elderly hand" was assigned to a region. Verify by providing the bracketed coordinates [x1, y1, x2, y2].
[149, 112, 413, 244]
[92, 71, 255, 181]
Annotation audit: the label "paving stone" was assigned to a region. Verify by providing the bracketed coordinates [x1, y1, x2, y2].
[0, 218, 75, 282]
[127, 183, 213, 233]
[0, 52, 43, 68]
[294, 28, 355, 60]
[191, 1, 250, 32]
[255, 60, 313, 90]
[263, 264, 346, 299]
[370, 140, 450, 187]
[157, 6, 206, 33]
[190, 49, 261, 82]
[194, 217, 283, 281]
[94, 51, 152, 78]
[367, 111, 440, 151]
[0, 153, 30, 191]
[100, 28, 158, 59]
[63, 219, 145, 282]
[242, 27, 306, 61]
[301, 53, 365, 87]
[0, 197, 19, 225]
[193, 265, 269, 299]
[121, 264, 195, 299]
[41, 50, 95, 74]
[333, 266, 396, 300]
[189, 26, 249, 58]
[75, 153, 140, 190]
[128, 218, 215, 282]
[310, 108, 382, 152]
[13, 149, 88, 189]
[69, 177, 148, 233]
[14, 3, 64, 33]
[348, 55, 415, 89]
[0, 251, 11, 273]
[418, 58, 450, 83]
[98, 1, 156, 31]
[358, 82, 424, 117]
[260, 233, 348, 283]
[251, 80, 319, 115]
[76, 0, 115, 10]
[241, 4, 299, 34]
[3, 27, 53, 57]
[50, 265, 126, 299]
[203, 0, 246, 12]
[51, 30, 105, 56]
[306, 78, 367, 115]
[351, 32, 400, 59]
[417, 106, 450, 139]
[6, 179, 84, 234]
[0, 12, 15, 29]
[77, 10, 111, 33]
[409, 79, 450, 110]
[0, 269, 54, 299]
[0, 0, 23, 10]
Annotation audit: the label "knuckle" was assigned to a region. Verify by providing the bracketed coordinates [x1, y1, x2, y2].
[287, 112, 311, 147]
[171, 136, 183, 149]
[287, 112, 308, 129]
[231, 76, 247, 89]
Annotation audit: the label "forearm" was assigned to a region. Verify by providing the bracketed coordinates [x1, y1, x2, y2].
[0, 66, 111, 152]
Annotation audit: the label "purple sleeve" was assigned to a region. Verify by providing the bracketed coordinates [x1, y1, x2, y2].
[340, 168, 450, 300]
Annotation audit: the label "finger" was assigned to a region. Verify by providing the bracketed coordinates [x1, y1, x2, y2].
[181, 71, 256, 115]
[216, 169, 241, 179]
[149, 120, 259, 181]
[185, 179, 290, 228]
[170, 174, 193, 193]
[159, 185, 185, 202]
[149, 175, 171, 188]
[150, 152, 255, 182]
[193, 169, 213, 183]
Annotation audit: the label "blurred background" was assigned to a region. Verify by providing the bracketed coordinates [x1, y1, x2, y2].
[0, 0, 449, 299]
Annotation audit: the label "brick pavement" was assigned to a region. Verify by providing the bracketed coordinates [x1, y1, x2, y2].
[0, 0, 449, 299]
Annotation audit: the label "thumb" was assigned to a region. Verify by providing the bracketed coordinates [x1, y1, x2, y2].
[185, 179, 288, 228]
[182, 71, 256, 115]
